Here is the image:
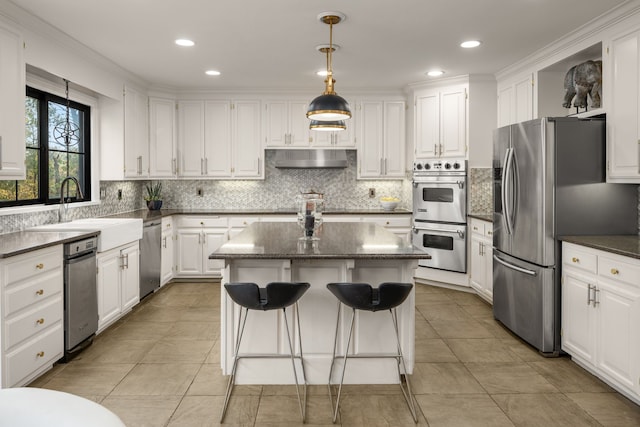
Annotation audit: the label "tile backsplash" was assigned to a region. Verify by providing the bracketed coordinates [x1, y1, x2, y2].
[469, 167, 493, 215]
[0, 151, 410, 234]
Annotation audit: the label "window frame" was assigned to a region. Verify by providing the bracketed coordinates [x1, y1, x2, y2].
[0, 85, 91, 208]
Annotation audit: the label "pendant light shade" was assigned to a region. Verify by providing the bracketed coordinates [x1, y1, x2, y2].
[309, 119, 346, 131]
[307, 13, 351, 121]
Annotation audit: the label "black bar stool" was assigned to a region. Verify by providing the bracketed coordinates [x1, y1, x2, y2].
[326, 282, 418, 423]
[221, 282, 311, 423]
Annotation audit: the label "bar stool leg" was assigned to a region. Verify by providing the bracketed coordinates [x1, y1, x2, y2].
[295, 302, 308, 419]
[389, 307, 418, 423]
[282, 304, 307, 422]
[220, 306, 249, 423]
[327, 301, 341, 420]
[330, 306, 356, 424]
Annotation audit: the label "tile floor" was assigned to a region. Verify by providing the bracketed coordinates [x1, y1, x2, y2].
[30, 281, 640, 426]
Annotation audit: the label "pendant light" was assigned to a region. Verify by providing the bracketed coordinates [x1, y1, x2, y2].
[309, 119, 346, 131]
[52, 79, 80, 148]
[307, 12, 351, 121]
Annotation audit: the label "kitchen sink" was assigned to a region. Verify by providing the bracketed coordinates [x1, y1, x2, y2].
[29, 218, 143, 252]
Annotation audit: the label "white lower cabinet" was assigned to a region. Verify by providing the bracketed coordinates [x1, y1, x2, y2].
[561, 242, 640, 404]
[161, 216, 174, 286]
[469, 218, 493, 303]
[1, 245, 64, 387]
[96, 241, 140, 333]
[175, 216, 228, 277]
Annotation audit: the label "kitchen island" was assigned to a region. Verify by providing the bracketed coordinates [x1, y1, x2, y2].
[210, 221, 428, 384]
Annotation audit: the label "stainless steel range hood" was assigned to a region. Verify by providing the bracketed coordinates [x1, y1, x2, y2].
[273, 149, 349, 168]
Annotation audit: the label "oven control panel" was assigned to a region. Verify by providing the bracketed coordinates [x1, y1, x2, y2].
[413, 158, 466, 173]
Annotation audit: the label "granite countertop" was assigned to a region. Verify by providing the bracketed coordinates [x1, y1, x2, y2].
[468, 213, 493, 222]
[0, 230, 99, 258]
[105, 208, 412, 221]
[561, 235, 640, 260]
[210, 222, 429, 260]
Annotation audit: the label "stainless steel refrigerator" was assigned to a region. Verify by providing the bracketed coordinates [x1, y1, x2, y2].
[492, 117, 638, 356]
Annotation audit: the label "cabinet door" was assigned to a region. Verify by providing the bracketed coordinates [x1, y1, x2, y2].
[178, 100, 205, 177]
[358, 101, 384, 177]
[514, 75, 533, 124]
[120, 243, 140, 312]
[415, 91, 439, 157]
[288, 101, 310, 146]
[440, 86, 467, 157]
[149, 97, 176, 177]
[232, 100, 262, 178]
[161, 229, 173, 285]
[204, 100, 232, 176]
[497, 85, 514, 127]
[265, 101, 288, 147]
[561, 270, 596, 365]
[607, 31, 640, 182]
[123, 86, 149, 178]
[96, 251, 121, 331]
[596, 279, 640, 391]
[0, 22, 25, 179]
[176, 230, 203, 275]
[482, 244, 493, 301]
[469, 237, 486, 292]
[203, 228, 228, 275]
[383, 101, 405, 177]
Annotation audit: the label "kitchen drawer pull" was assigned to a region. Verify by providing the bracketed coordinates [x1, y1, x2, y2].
[36, 318, 45, 325]
[36, 351, 45, 358]
[610, 268, 619, 275]
[487, 231, 493, 235]
[36, 263, 44, 269]
[572, 257, 579, 263]
[36, 289, 44, 296]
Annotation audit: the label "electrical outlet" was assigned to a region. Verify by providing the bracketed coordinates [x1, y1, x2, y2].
[117, 189, 122, 200]
[369, 188, 376, 198]
[99, 187, 106, 199]
[197, 187, 203, 197]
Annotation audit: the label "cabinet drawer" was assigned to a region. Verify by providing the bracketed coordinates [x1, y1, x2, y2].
[470, 218, 486, 236]
[4, 270, 62, 316]
[598, 255, 640, 286]
[563, 243, 597, 274]
[4, 295, 62, 349]
[228, 216, 260, 227]
[3, 246, 62, 287]
[177, 216, 227, 228]
[484, 223, 493, 240]
[5, 323, 63, 387]
[161, 216, 173, 230]
[366, 215, 412, 228]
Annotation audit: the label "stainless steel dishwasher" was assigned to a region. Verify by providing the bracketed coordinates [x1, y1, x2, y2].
[140, 220, 161, 299]
[64, 236, 98, 361]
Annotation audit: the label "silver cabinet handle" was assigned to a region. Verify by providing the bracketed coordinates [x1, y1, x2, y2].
[200, 158, 204, 175]
[587, 283, 594, 306]
[137, 156, 142, 175]
[204, 157, 208, 174]
[172, 158, 177, 175]
[257, 157, 261, 172]
[434, 144, 438, 156]
[593, 288, 600, 306]
[163, 236, 167, 249]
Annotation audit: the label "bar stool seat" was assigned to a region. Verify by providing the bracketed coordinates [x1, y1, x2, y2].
[221, 281, 310, 423]
[326, 282, 417, 423]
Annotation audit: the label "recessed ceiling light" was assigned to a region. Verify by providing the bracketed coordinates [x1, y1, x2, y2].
[205, 70, 221, 76]
[175, 39, 195, 47]
[460, 40, 481, 48]
[427, 70, 445, 77]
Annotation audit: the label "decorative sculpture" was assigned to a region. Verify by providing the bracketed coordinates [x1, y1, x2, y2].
[562, 60, 602, 109]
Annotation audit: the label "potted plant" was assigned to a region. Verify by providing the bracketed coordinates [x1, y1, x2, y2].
[144, 182, 163, 210]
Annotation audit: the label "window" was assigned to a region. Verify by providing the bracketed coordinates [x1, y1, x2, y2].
[0, 86, 91, 207]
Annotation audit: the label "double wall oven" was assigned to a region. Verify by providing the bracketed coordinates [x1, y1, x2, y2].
[412, 158, 467, 273]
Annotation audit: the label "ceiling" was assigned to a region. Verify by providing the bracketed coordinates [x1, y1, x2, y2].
[9, 0, 628, 92]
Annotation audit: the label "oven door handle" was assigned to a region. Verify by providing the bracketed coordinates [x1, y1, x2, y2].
[493, 254, 537, 276]
[413, 226, 465, 238]
[413, 180, 465, 186]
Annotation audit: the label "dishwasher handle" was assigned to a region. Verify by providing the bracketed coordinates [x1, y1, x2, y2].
[144, 221, 162, 228]
[65, 250, 96, 264]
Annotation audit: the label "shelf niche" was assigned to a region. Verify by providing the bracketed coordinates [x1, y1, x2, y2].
[537, 42, 603, 118]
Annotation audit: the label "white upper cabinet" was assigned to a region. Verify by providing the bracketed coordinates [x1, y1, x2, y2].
[496, 73, 533, 127]
[0, 21, 25, 179]
[148, 97, 177, 178]
[265, 100, 309, 147]
[178, 100, 233, 178]
[605, 30, 640, 183]
[357, 100, 405, 179]
[178, 99, 261, 179]
[123, 85, 149, 178]
[415, 85, 467, 158]
[232, 100, 263, 178]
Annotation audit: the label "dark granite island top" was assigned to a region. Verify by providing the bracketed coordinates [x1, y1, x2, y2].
[210, 221, 429, 260]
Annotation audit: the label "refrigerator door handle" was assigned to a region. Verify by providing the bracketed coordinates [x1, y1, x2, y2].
[503, 147, 515, 235]
[493, 254, 537, 276]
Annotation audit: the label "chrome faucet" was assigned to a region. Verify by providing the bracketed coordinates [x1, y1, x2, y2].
[59, 176, 84, 223]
